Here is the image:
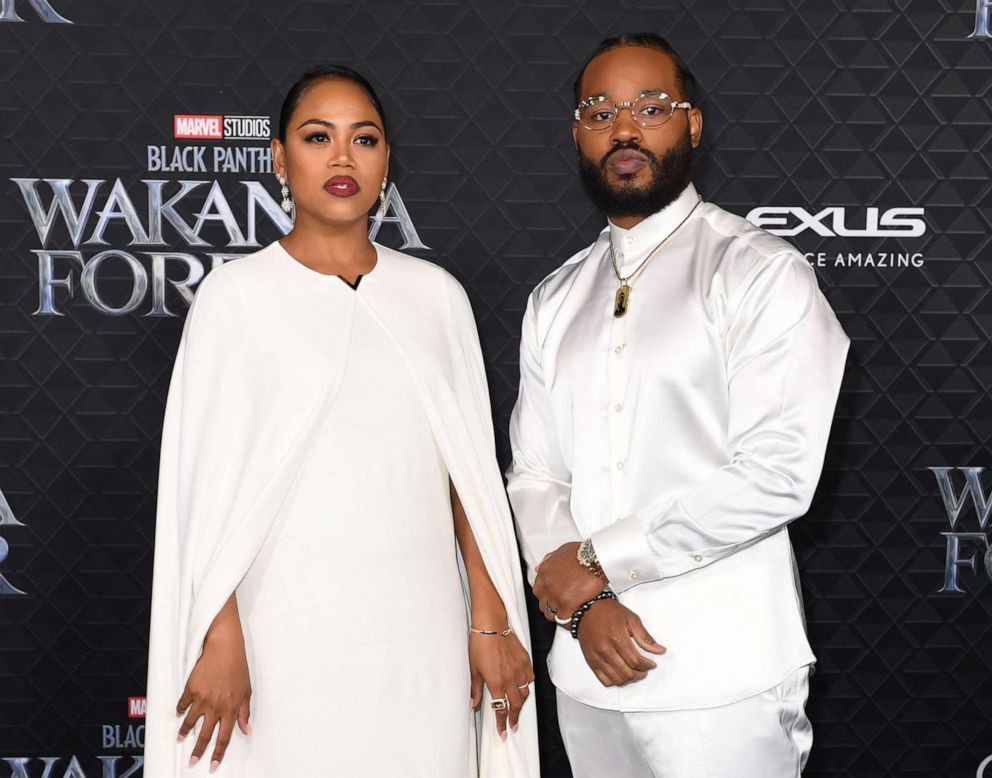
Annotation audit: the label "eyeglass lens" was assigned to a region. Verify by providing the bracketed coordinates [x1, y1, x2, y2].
[578, 93, 674, 130]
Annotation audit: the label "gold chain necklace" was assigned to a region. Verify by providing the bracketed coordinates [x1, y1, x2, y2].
[608, 195, 703, 318]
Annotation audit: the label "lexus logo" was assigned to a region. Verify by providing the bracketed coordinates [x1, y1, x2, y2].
[0, 0, 72, 23]
[746, 206, 926, 238]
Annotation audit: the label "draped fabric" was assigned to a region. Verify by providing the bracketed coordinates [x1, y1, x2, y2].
[145, 241, 539, 777]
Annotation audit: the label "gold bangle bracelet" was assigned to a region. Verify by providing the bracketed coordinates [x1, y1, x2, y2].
[469, 626, 513, 636]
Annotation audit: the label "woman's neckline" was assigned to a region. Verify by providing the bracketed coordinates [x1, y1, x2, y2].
[275, 239, 379, 289]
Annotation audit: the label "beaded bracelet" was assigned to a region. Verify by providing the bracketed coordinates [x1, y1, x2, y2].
[570, 590, 618, 639]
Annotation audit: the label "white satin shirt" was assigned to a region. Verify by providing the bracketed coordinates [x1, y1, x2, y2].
[506, 182, 850, 711]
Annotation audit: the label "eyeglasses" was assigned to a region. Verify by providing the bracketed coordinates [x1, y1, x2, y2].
[574, 91, 692, 131]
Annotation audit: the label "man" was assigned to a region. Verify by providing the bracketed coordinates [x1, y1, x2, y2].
[505, 33, 849, 777]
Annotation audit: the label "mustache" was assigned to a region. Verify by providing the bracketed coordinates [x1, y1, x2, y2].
[600, 142, 659, 169]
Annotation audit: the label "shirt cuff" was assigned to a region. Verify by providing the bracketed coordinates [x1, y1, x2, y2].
[590, 515, 661, 592]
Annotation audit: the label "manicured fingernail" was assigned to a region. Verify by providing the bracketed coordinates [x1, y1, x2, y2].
[188, 756, 199, 767]
[246, 723, 254, 736]
[512, 723, 519, 733]
[210, 760, 219, 773]
[500, 729, 507, 741]
[176, 734, 185, 742]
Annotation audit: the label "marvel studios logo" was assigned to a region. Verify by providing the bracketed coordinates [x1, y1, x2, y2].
[127, 696, 146, 718]
[173, 114, 271, 141]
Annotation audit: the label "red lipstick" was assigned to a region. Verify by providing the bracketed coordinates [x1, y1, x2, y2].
[324, 176, 360, 197]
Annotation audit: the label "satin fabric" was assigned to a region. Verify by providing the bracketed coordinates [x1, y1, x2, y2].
[145, 240, 539, 777]
[556, 664, 813, 777]
[506, 182, 849, 711]
[233, 272, 470, 776]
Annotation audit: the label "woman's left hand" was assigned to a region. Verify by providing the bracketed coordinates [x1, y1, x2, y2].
[469, 630, 535, 739]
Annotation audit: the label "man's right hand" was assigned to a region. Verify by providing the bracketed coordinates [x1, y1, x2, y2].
[576, 599, 666, 687]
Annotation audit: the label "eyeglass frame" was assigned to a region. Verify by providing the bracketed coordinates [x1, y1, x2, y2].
[573, 90, 693, 131]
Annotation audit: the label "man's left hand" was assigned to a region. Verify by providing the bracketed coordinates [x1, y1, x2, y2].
[533, 542, 606, 623]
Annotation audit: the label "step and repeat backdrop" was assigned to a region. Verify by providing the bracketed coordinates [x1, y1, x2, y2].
[1, 1, 990, 776]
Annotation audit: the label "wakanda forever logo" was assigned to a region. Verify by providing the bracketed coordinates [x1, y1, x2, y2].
[0, 0, 72, 23]
[970, 0, 991, 39]
[930, 467, 992, 593]
[0, 486, 26, 596]
[13, 178, 429, 317]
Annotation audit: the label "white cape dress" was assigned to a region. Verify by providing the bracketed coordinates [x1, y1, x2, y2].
[144, 240, 540, 777]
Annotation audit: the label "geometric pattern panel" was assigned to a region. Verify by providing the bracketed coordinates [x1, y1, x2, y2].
[0, 1, 990, 776]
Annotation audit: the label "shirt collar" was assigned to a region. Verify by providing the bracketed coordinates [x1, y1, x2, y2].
[606, 181, 701, 268]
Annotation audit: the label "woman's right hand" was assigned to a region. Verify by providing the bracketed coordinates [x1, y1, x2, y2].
[176, 595, 252, 771]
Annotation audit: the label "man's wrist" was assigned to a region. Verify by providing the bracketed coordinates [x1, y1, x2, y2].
[590, 515, 659, 592]
[576, 537, 605, 579]
[569, 589, 617, 639]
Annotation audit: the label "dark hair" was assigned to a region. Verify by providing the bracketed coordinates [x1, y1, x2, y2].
[572, 33, 697, 107]
[278, 64, 388, 142]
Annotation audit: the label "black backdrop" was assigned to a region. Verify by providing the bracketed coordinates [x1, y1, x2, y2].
[1, 1, 992, 776]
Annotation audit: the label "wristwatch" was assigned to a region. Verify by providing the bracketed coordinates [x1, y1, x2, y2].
[576, 537, 604, 578]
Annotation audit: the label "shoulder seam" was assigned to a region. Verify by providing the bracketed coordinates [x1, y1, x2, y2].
[533, 238, 605, 300]
[696, 208, 801, 260]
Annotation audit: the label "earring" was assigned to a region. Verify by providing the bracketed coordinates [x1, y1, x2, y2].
[277, 173, 293, 214]
[378, 178, 387, 215]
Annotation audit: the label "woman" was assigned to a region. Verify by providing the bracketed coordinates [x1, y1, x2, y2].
[144, 65, 540, 777]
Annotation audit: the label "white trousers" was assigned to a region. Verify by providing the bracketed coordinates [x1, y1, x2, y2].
[556, 664, 813, 778]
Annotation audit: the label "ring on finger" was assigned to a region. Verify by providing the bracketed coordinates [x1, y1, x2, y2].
[490, 696, 509, 712]
[554, 614, 571, 626]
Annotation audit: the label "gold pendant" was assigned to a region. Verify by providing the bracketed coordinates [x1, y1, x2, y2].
[614, 283, 630, 318]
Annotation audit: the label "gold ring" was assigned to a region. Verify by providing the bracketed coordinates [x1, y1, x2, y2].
[489, 697, 509, 712]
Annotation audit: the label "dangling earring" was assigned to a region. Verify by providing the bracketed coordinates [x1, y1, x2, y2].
[277, 173, 293, 214]
[378, 178, 387, 215]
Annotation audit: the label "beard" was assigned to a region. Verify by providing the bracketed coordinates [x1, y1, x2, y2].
[578, 130, 693, 219]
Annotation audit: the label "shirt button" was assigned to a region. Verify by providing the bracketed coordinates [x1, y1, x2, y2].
[614, 344, 625, 355]
[629, 570, 640, 580]
[693, 554, 703, 563]
[614, 403, 623, 412]
[616, 460, 625, 471]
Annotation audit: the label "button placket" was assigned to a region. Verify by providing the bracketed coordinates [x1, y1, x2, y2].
[607, 301, 631, 519]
